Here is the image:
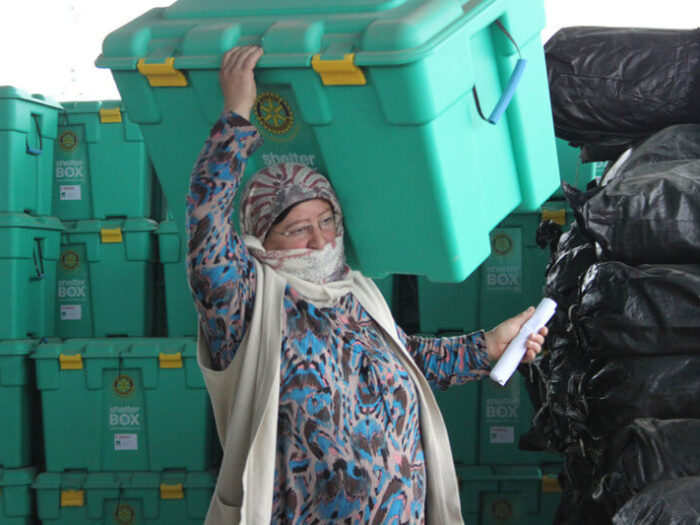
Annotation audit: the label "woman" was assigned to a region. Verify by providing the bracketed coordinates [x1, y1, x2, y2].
[187, 45, 548, 524]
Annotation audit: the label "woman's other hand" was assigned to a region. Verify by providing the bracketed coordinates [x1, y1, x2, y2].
[484, 307, 548, 363]
[220, 45, 264, 120]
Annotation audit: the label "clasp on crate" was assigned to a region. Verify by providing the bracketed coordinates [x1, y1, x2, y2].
[61, 489, 85, 507]
[160, 482, 184, 499]
[159, 352, 183, 369]
[99, 108, 122, 123]
[541, 209, 566, 226]
[59, 353, 83, 370]
[100, 227, 123, 244]
[137, 58, 188, 87]
[311, 54, 366, 86]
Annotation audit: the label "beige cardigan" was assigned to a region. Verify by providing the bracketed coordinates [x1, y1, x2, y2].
[197, 257, 464, 524]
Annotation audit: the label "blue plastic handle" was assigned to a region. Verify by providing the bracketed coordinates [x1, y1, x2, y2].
[26, 114, 43, 155]
[487, 58, 527, 124]
[26, 145, 42, 156]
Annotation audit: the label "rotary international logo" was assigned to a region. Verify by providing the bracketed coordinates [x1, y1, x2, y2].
[254, 92, 295, 135]
[492, 233, 513, 255]
[113, 374, 135, 397]
[113, 503, 135, 524]
[60, 250, 80, 272]
[58, 130, 79, 152]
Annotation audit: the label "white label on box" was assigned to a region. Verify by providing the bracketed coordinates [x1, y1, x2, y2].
[114, 434, 138, 451]
[59, 185, 82, 201]
[490, 426, 515, 444]
[60, 304, 82, 320]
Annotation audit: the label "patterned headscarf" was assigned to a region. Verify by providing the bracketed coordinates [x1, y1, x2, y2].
[239, 162, 348, 283]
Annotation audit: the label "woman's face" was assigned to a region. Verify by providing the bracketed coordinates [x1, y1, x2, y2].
[263, 198, 338, 251]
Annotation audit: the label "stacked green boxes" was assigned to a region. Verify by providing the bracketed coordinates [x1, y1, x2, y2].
[417, 204, 570, 466]
[456, 464, 562, 524]
[96, 0, 559, 283]
[33, 470, 215, 524]
[53, 101, 153, 220]
[0, 467, 37, 525]
[0, 87, 61, 215]
[55, 218, 157, 338]
[32, 338, 214, 472]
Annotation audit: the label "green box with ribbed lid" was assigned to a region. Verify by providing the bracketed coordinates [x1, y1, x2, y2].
[33, 470, 215, 524]
[31, 338, 214, 472]
[0, 467, 36, 525]
[55, 218, 157, 338]
[0, 213, 63, 339]
[456, 464, 562, 524]
[0, 86, 62, 215]
[95, 0, 559, 282]
[53, 101, 153, 220]
[552, 138, 606, 198]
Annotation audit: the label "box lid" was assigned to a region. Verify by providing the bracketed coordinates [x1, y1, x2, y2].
[0, 467, 37, 487]
[0, 86, 62, 109]
[31, 337, 197, 361]
[33, 470, 215, 490]
[97, 0, 539, 70]
[0, 213, 65, 231]
[61, 218, 158, 235]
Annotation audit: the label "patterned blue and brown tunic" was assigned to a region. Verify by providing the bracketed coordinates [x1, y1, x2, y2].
[187, 111, 491, 524]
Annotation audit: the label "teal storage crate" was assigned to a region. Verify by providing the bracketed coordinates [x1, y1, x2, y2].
[53, 101, 153, 220]
[433, 380, 480, 464]
[418, 203, 569, 464]
[0, 341, 37, 468]
[155, 220, 198, 337]
[96, 0, 559, 282]
[552, 138, 605, 198]
[55, 218, 157, 338]
[0, 467, 36, 525]
[456, 464, 562, 524]
[33, 470, 215, 524]
[32, 338, 214, 472]
[0, 86, 62, 215]
[0, 213, 63, 339]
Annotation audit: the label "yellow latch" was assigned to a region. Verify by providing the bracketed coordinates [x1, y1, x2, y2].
[541, 475, 562, 493]
[61, 489, 85, 507]
[100, 227, 123, 243]
[159, 352, 183, 369]
[99, 108, 122, 123]
[137, 58, 188, 87]
[311, 54, 366, 86]
[160, 482, 184, 500]
[541, 209, 567, 226]
[59, 354, 83, 370]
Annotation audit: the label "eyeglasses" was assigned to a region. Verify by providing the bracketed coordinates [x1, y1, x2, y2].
[269, 212, 339, 240]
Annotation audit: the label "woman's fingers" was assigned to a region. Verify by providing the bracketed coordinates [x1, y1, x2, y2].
[242, 46, 264, 71]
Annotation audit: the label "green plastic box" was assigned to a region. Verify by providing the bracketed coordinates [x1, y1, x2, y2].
[456, 464, 562, 524]
[0, 341, 37, 468]
[32, 338, 214, 472]
[0, 213, 63, 339]
[418, 203, 569, 464]
[0, 86, 62, 215]
[552, 138, 606, 198]
[33, 470, 215, 524]
[0, 467, 36, 525]
[55, 218, 157, 338]
[96, 0, 559, 282]
[52, 101, 153, 220]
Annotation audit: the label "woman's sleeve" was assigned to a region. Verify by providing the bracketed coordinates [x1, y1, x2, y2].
[396, 324, 492, 389]
[186, 112, 263, 370]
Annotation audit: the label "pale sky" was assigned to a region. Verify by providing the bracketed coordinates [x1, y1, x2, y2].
[0, 0, 697, 101]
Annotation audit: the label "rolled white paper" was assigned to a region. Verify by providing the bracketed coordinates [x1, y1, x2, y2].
[489, 298, 557, 386]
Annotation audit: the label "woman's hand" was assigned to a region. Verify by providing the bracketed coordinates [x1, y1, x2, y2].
[484, 307, 548, 363]
[220, 45, 264, 120]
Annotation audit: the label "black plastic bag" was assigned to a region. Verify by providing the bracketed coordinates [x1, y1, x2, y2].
[573, 262, 700, 357]
[582, 355, 700, 438]
[563, 157, 700, 265]
[612, 477, 700, 524]
[546, 27, 700, 155]
[595, 419, 700, 514]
